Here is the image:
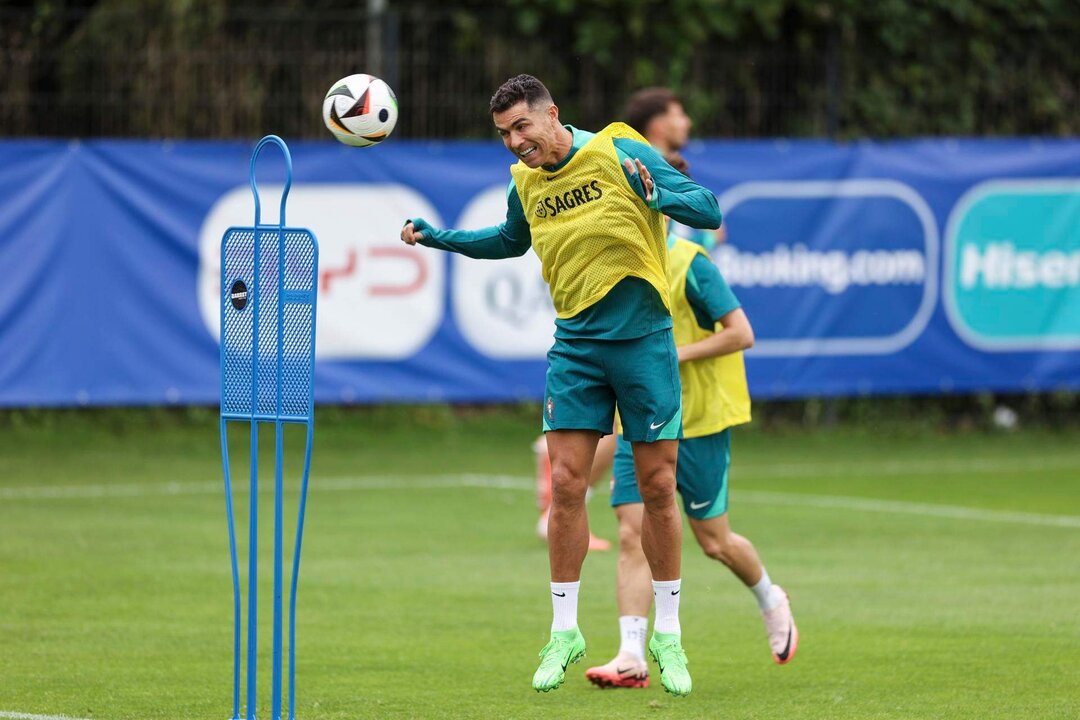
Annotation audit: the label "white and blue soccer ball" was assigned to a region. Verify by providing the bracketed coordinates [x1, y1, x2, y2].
[322, 73, 398, 147]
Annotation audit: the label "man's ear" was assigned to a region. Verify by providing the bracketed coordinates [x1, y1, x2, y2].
[548, 103, 560, 124]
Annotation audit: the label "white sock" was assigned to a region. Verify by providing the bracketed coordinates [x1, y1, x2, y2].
[617, 615, 648, 661]
[550, 581, 580, 632]
[652, 579, 682, 635]
[750, 568, 783, 611]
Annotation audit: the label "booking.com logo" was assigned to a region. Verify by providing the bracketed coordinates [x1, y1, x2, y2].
[944, 179, 1080, 351]
[716, 180, 939, 357]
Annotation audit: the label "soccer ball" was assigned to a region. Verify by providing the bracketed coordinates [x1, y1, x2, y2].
[322, 73, 398, 147]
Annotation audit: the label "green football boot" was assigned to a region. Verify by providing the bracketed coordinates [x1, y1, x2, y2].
[532, 627, 587, 692]
[648, 631, 692, 697]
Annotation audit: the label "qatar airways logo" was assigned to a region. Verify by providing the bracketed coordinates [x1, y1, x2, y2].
[454, 186, 557, 360]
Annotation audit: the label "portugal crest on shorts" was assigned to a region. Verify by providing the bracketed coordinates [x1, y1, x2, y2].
[546, 396, 554, 421]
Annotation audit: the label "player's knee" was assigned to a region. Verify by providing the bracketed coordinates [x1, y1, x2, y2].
[636, 470, 676, 507]
[617, 514, 642, 551]
[699, 535, 735, 566]
[550, 467, 588, 505]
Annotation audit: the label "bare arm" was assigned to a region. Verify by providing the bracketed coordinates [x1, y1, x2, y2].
[676, 307, 754, 363]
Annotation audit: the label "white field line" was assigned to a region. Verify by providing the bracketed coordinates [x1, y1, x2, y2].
[2, 465, 1080, 529]
[737, 455, 1080, 480]
[0, 474, 530, 500]
[735, 490, 1080, 528]
[0, 712, 95, 720]
[3, 452, 1077, 502]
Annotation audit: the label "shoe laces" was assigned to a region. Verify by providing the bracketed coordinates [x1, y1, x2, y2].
[538, 636, 571, 666]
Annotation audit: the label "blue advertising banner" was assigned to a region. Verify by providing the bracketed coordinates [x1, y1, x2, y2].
[0, 137, 1077, 406]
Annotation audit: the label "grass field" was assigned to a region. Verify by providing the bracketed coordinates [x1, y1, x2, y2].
[1, 407, 1078, 719]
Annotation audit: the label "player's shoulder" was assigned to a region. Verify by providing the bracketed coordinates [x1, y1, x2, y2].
[612, 135, 656, 158]
[598, 122, 650, 145]
[688, 250, 736, 295]
[684, 245, 724, 283]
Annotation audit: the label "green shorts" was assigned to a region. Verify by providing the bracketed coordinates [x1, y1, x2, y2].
[610, 429, 731, 519]
[543, 329, 682, 443]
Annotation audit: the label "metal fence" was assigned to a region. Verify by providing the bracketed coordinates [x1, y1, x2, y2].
[1, 4, 1075, 140]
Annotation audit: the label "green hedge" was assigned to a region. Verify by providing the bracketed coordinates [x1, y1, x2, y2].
[3, 0, 1076, 138]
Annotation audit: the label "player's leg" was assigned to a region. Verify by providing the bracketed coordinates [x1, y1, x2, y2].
[535, 432, 613, 550]
[630, 439, 691, 694]
[586, 437, 652, 688]
[681, 431, 799, 665]
[533, 428, 597, 692]
[630, 439, 682, 582]
[688, 513, 798, 664]
[689, 512, 764, 584]
[607, 329, 683, 584]
[614, 505, 652, 624]
[587, 504, 652, 687]
[546, 429, 601, 582]
[533, 338, 615, 692]
[611, 329, 690, 696]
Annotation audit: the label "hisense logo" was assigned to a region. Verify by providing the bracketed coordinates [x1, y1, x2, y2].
[943, 179, 1080, 350]
[960, 242, 1080, 290]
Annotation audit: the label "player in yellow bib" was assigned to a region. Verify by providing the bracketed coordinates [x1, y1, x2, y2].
[532, 87, 696, 552]
[401, 75, 721, 696]
[585, 209, 800, 691]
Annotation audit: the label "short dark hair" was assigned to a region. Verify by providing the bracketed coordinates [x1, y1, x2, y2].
[489, 74, 553, 114]
[623, 87, 681, 136]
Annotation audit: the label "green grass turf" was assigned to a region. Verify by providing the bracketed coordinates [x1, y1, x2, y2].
[1, 407, 1078, 719]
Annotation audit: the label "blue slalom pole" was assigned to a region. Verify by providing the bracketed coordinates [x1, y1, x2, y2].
[272, 163, 287, 720]
[221, 134, 316, 720]
[289, 421, 315, 720]
[247, 198, 262, 720]
[272, 419, 284, 720]
[220, 418, 241, 720]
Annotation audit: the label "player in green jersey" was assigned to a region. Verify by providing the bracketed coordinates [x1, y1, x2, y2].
[401, 75, 721, 695]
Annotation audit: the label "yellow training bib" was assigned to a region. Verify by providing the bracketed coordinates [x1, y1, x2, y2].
[511, 123, 670, 318]
[667, 237, 751, 437]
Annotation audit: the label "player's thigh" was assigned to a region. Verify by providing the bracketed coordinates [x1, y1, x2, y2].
[675, 430, 731, 520]
[605, 329, 682, 443]
[543, 337, 616, 434]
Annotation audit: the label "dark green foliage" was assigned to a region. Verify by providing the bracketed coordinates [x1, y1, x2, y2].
[0, 0, 1076, 137]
